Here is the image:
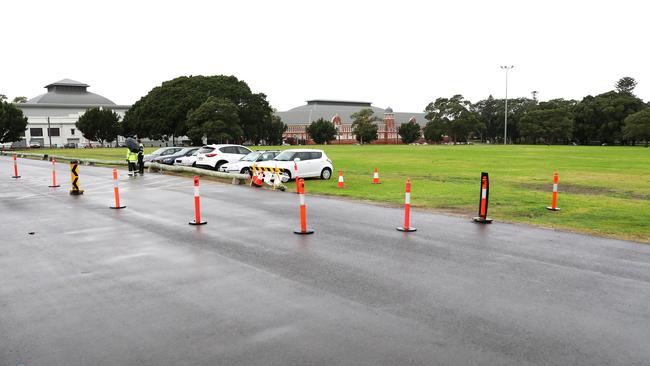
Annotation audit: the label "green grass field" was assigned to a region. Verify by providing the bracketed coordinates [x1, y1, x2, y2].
[19, 145, 650, 243]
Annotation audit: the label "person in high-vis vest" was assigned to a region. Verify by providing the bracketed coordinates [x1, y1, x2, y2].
[126, 149, 138, 176]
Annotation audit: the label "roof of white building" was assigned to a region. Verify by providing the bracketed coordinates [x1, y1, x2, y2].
[25, 79, 117, 106]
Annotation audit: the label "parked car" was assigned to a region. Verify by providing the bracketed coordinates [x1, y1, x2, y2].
[219, 150, 280, 175]
[29, 141, 41, 148]
[175, 149, 200, 167]
[195, 144, 252, 170]
[64, 142, 77, 148]
[152, 147, 199, 165]
[143, 147, 183, 162]
[256, 149, 333, 181]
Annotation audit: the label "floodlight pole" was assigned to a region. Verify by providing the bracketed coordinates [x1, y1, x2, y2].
[500, 65, 514, 145]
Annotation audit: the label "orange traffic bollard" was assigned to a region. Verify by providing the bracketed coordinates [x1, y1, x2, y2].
[110, 168, 126, 209]
[546, 172, 561, 211]
[473, 172, 493, 223]
[337, 170, 345, 188]
[293, 178, 314, 235]
[11, 154, 20, 178]
[48, 158, 60, 188]
[397, 179, 416, 232]
[189, 176, 207, 225]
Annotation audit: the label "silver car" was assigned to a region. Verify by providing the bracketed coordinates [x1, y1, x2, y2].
[143, 147, 183, 162]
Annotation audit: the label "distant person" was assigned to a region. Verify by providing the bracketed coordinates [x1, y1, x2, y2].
[137, 139, 145, 175]
[126, 148, 138, 176]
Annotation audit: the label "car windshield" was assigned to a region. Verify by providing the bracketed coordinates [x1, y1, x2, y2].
[150, 148, 168, 156]
[176, 148, 193, 156]
[240, 152, 262, 162]
[273, 151, 297, 161]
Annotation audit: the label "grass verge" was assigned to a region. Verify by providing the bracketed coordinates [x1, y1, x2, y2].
[15, 145, 650, 243]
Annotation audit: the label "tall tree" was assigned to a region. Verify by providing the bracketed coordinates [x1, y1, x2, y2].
[123, 75, 272, 144]
[351, 108, 378, 144]
[424, 95, 468, 142]
[239, 92, 274, 144]
[306, 118, 337, 144]
[572, 95, 600, 144]
[473, 95, 500, 142]
[75, 107, 121, 146]
[574, 90, 645, 144]
[423, 119, 446, 142]
[185, 96, 242, 145]
[0, 101, 28, 143]
[448, 111, 485, 142]
[425, 94, 470, 122]
[12, 96, 27, 104]
[520, 109, 573, 144]
[425, 95, 484, 142]
[616, 77, 637, 94]
[624, 108, 650, 147]
[499, 97, 537, 143]
[398, 119, 421, 144]
[264, 115, 287, 145]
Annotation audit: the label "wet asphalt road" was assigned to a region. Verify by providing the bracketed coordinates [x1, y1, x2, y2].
[1, 156, 649, 366]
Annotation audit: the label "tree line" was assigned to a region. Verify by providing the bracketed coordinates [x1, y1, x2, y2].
[2, 75, 649, 147]
[307, 77, 650, 146]
[420, 77, 648, 145]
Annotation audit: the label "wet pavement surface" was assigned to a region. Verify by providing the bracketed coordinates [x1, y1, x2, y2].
[1, 156, 650, 366]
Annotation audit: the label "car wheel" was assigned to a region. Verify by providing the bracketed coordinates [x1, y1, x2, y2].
[192, 162, 196, 167]
[214, 161, 226, 171]
[241, 167, 251, 178]
[320, 168, 332, 180]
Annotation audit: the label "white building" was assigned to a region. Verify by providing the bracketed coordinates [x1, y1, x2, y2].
[17, 79, 130, 147]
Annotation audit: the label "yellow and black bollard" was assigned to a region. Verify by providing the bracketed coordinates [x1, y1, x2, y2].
[69, 160, 84, 195]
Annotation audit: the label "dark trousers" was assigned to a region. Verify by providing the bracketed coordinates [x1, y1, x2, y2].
[138, 156, 144, 174]
[128, 162, 137, 174]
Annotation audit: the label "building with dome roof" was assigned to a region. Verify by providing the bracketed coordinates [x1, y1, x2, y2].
[276, 100, 425, 144]
[16, 79, 130, 147]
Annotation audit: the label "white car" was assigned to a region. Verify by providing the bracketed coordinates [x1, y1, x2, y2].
[175, 149, 200, 167]
[195, 144, 252, 170]
[256, 149, 333, 181]
[219, 150, 280, 175]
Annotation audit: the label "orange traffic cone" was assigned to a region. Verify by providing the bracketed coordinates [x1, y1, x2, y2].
[372, 167, 380, 184]
[252, 171, 264, 187]
[338, 170, 345, 188]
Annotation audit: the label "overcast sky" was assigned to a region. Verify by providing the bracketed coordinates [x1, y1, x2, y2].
[2, 0, 647, 112]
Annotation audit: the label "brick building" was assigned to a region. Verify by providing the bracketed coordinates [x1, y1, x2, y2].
[275, 100, 425, 144]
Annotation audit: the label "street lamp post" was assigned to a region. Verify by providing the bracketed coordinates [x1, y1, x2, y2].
[500, 65, 514, 145]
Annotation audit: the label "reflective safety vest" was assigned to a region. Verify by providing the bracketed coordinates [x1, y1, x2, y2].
[126, 150, 138, 162]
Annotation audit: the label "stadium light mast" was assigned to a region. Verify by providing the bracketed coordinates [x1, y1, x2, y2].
[500, 65, 514, 145]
